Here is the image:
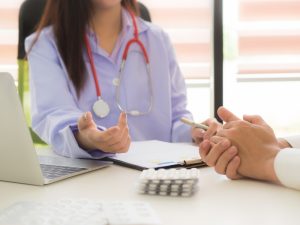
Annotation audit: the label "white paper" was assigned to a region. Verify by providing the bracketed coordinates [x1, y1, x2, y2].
[109, 141, 200, 169]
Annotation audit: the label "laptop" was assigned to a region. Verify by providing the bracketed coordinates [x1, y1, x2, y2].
[0, 73, 112, 185]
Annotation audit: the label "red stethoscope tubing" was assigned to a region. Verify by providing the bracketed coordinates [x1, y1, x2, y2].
[84, 35, 102, 98]
[84, 9, 150, 99]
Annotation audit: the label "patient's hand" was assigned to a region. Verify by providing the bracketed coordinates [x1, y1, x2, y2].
[216, 107, 281, 183]
[200, 136, 242, 180]
[199, 108, 243, 180]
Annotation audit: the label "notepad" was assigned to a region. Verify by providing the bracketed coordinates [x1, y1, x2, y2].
[106, 141, 204, 170]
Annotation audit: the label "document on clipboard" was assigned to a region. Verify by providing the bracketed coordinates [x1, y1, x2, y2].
[105, 141, 206, 171]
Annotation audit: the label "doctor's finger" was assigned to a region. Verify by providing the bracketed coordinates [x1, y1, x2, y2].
[117, 136, 131, 153]
[192, 128, 205, 144]
[109, 134, 131, 153]
[118, 112, 128, 128]
[108, 125, 129, 147]
[97, 127, 122, 145]
[193, 128, 205, 139]
[123, 136, 132, 152]
[103, 121, 129, 146]
[82, 129, 112, 153]
[78, 112, 94, 131]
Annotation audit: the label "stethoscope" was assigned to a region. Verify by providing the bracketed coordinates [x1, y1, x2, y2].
[84, 9, 153, 119]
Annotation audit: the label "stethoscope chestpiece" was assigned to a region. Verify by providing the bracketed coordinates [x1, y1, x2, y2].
[93, 97, 110, 118]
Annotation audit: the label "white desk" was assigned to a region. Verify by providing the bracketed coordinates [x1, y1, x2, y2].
[1, 148, 300, 225]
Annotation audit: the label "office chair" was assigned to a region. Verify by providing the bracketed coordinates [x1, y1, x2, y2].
[18, 0, 47, 144]
[17, 0, 151, 144]
[139, 2, 152, 22]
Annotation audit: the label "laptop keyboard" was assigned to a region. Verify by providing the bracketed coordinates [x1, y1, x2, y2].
[40, 164, 87, 180]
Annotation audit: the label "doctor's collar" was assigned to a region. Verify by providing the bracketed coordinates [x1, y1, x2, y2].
[86, 7, 148, 38]
[122, 7, 149, 34]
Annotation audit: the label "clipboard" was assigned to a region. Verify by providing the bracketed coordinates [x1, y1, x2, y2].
[103, 141, 207, 171]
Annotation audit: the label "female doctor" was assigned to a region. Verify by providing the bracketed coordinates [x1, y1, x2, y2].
[26, 0, 218, 158]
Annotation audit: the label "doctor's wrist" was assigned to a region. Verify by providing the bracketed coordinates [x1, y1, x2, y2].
[70, 125, 97, 151]
[74, 131, 98, 152]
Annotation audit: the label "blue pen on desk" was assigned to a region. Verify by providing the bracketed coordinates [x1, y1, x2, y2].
[157, 161, 177, 166]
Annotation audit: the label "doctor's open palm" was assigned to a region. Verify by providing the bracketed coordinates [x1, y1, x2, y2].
[75, 112, 131, 153]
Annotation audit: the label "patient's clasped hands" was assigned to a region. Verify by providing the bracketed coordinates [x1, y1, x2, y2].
[197, 107, 292, 184]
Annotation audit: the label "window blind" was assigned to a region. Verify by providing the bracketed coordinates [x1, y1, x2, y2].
[238, 0, 300, 75]
[0, 0, 22, 78]
[0, 0, 213, 80]
[140, 0, 212, 79]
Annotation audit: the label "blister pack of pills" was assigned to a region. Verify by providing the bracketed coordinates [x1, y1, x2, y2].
[138, 168, 200, 197]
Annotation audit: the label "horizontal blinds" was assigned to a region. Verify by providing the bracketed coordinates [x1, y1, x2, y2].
[0, 0, 212, 79]
[238, 0, 300, 75]
[140, 0, 212, 79]
[0, 0, 22, 78]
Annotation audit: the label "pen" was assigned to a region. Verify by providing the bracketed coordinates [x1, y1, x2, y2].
[181, 158, 203, 166]
[180, 117, 209, 131]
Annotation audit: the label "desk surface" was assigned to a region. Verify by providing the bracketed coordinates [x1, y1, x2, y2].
[0, 148, 300, 225]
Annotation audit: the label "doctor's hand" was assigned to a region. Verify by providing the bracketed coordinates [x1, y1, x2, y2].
[192, 118, 222, 144]
[75, 112, 131, 154]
